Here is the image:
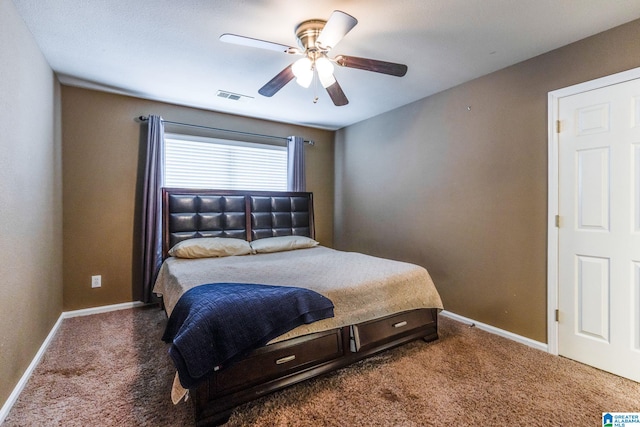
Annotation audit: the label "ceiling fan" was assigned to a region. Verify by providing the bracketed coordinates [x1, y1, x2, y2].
[220, 10, 408, 106]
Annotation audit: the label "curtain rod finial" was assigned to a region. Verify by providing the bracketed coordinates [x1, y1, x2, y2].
[136, 115, 149, 122]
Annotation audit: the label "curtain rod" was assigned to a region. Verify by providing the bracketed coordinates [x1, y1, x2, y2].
[136, 116, 314, 145]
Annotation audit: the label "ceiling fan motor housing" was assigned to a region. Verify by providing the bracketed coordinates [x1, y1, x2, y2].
[295, 20, 327, 52]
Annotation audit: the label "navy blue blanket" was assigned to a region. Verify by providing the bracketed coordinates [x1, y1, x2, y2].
[162, 283, 334, 389]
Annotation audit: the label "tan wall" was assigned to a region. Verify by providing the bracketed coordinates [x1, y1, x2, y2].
[0, 0, 63, 409]
[335, 19, 640, 343]
[61, 87, 335, 310]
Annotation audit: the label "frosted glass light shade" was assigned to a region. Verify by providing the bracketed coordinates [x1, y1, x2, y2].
[292, 57, 313, 88]
[316, 57, 336, 88]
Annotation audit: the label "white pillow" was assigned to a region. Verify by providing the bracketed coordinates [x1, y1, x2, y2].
[168, 237, 252, 259]
[250, 235, 319, 254]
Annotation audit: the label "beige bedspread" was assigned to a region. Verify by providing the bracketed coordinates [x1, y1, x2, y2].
[153, 246, 443, 344]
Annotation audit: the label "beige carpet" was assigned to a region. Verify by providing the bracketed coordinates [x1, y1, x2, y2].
[4, 305, 639, 426]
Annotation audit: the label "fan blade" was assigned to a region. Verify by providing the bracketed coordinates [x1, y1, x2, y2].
[220, 33, 300, 54]
[335, 55, 408, 77]
[258, 64, 295, 97]
[316, 11, 358, 50]
[325, 79, 349, 106]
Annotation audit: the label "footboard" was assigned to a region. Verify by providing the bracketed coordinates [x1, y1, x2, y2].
[193, 308, 438, 426]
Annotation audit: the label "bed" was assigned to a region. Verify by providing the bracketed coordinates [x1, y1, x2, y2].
[153, 188, 443, 426]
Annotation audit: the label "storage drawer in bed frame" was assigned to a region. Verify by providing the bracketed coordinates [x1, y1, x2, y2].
[209, 328, 344, 396]
[350, 309, 437, 352]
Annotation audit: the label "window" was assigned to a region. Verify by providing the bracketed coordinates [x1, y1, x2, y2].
[164, 133, 288, 191]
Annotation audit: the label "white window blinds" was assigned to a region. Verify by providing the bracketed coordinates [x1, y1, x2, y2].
[164, 134, 288, 191]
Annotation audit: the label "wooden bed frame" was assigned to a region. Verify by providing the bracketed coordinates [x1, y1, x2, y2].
[160, 188, 439, 426]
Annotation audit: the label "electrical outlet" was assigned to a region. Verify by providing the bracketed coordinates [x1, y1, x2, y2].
[91, 275, 101, 288]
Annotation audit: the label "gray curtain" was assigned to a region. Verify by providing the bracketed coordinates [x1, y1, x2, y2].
[287, 136, 306, 192]
[141, 115, 165, 303]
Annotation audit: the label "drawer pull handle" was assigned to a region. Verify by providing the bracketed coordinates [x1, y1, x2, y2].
[393, 321, 408, 328]
[276, 355, 296, 365]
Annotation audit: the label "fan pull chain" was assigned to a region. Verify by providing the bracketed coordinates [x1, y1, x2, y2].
[313, 65, 319, 103]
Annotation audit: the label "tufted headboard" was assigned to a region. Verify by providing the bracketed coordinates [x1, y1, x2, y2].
[162, 188, 315, 258]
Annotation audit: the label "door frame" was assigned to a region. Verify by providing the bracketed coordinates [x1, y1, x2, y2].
[547, 66, 640, 355]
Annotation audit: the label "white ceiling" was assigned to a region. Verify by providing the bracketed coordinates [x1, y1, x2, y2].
[12, 0, 640, 130]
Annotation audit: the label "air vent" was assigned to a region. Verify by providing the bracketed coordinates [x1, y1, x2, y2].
[216, 90, 254, 102]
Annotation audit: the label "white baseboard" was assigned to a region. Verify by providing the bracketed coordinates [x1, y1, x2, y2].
[440, 310, 548, 352]
[0, 301, 145, 424]
[0, 314, 64, 425]
[61, 300, 146, 319]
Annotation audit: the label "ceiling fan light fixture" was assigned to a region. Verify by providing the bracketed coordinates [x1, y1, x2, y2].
[296, 73, 313, 88]
[292, 57, 313, 88]
[316, 57, 336, 88]
[319, 72, 336, 88]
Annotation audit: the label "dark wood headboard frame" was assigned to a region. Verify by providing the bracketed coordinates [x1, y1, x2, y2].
[162, 188, 315, 258]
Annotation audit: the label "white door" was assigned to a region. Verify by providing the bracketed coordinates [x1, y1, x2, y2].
[557, 77, 640, 382]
